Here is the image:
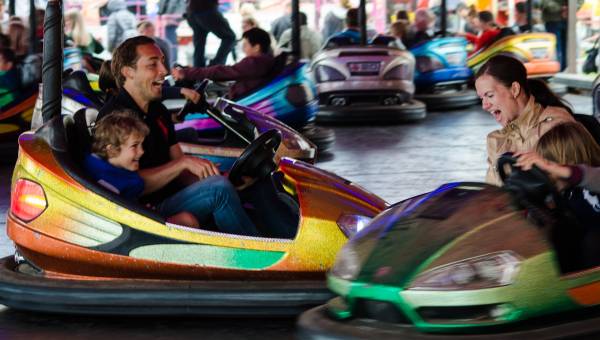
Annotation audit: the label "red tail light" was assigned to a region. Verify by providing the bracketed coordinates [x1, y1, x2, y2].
[10, 179, 47, 222]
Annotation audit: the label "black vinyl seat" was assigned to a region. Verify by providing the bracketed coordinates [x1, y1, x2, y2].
[63, 70, 104, 108]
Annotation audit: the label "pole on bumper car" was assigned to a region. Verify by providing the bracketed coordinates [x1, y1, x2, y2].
[440, 0, 447, 37]
[291, 0, 300, 59]
[359, 0, 367, 45]
[28, 0, 37, 54]
[41, 0, 63, 125]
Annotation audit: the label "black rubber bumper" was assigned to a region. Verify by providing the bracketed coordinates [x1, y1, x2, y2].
[316, 100, 427, 124]
[297, 305, 600, 340]
[0, 257, 332, 316]
[414, 89, 480, 111]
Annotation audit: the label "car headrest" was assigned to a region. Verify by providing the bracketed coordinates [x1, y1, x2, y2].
[574, 114, 600, 147]
[324, 36, 355, 49]
[65, 108, 98, 162]
[370, 35, 396, 46]
[63, 70, 104, 108]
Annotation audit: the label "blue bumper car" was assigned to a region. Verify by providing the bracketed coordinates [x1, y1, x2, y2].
[410, 37, 479, 110]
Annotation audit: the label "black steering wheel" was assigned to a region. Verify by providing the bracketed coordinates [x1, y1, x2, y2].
[229, 129, 282, 186]
[175, 79, 210, 122]
[497, 152, 557, 205]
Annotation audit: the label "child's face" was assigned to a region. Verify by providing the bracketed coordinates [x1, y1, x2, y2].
[108, 133, 145, 171]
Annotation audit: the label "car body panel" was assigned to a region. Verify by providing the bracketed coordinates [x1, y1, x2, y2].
[8, 129, 386, 280]
[468, 33, 560, 77]
[322, 182, 600, 333]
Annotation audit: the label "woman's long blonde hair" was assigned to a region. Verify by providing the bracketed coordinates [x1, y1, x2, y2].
[536, 122, 600, 167]
[65, 9, 91, 47]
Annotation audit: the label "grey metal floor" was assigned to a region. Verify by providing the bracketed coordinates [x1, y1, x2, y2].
[0, 94, 593, 339]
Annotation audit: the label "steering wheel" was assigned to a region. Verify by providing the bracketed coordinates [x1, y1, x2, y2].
[175, 79, 210, 122]
[228, 129, 282, 187]
[497, 152, 557, 205]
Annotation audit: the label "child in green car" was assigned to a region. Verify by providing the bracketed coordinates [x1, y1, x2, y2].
[516, 122, 600, 269]
[0, 47, 20, 107]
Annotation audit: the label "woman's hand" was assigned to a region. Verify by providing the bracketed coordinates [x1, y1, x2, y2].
[514, 151, 572, 179]
[180, 87, 201, 104]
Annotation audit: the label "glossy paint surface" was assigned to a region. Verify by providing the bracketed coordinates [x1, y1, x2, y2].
[468, 33, 561, 76]
[7, 132, 385, 280]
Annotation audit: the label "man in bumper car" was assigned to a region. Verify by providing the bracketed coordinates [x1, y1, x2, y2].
[171, 27, 274, 99]
[96, 36, 260, 236]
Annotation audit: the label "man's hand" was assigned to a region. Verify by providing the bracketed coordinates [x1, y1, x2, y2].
[172, 67, 185, 81]
[180, 87, 201, 104]
[179, 156, 220, 179]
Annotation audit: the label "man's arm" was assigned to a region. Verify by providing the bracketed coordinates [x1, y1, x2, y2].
[179, 57, 270, 82]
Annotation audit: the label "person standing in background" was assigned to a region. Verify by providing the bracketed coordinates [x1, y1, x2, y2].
[277, 12, 322, 60]
[270, 0, 292, 42]
[186, 0, 236, 67]
[106, 0, 138, 52]
[321, 0, 352, 41]
[158, 0, 185, 67]
[137, 20, 172, 70]
[541, 0, 567, 70]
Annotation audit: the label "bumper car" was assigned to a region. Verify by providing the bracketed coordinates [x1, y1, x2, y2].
[0, 55, 42, 159]
[467, 32, 567, 95]
[298, 154, 600, 338]
[410, 37, 479, 110]
[169, 53, 335, 152]
[0, 3, 387, 315]
[312, 36, 426, 123]
[31, 70, 317, 172]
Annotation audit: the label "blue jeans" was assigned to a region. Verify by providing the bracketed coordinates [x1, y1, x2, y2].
[165, 24, 179, 66]
[156, 175, 259, 236]
[186, 9, 236, 67]
[545, 21, 567, 71]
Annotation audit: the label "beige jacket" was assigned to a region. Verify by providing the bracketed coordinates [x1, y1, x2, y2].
[486, 96, 575, 186]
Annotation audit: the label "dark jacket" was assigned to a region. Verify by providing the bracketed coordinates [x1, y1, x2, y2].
[187, 0, 218, 12]
[181, 54, 275, 99]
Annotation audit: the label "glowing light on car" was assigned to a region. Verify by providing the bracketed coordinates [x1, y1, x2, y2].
[10, 179, 47, 222]
[415, 56, 443, 73]
[336, 214, 373, 238]
[315, 65, 346, 82]
[383, 65, 411, 80]
[408, 251, 522, 291]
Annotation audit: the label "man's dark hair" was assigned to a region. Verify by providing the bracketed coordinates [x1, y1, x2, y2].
[299, 12, 307, 26]
[478, 10, 495, 24]
[111, 35, 158, 88]
[0, 47, 16, 64]
[346, 8, 359, 28]
[0, 33, 10, 49]
[515, 2, 526, 14]
[242, 27, 272, 54]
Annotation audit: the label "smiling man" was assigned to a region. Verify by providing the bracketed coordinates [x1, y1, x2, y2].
[96, 36, 260, 236]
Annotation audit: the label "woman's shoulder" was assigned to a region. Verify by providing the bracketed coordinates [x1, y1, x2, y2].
[540, 105, 573, 121]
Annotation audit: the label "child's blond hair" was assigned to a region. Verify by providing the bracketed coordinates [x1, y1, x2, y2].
[536, 122, 600, 167]
[92, 110, 149, 159]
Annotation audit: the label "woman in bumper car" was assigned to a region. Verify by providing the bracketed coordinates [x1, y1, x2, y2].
[475, 55, 575, 186]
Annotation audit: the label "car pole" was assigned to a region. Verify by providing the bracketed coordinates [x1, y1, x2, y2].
[359, 0, 367, 46]
[440, 0, 447, 37]
[28, 0, 36, 54]
[291, 0, 300, 59]
[41, 0, 63, 126]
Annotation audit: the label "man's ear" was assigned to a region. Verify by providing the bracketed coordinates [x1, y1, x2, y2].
[511, 81, 521, 98]
[122, 65, 135, 80]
